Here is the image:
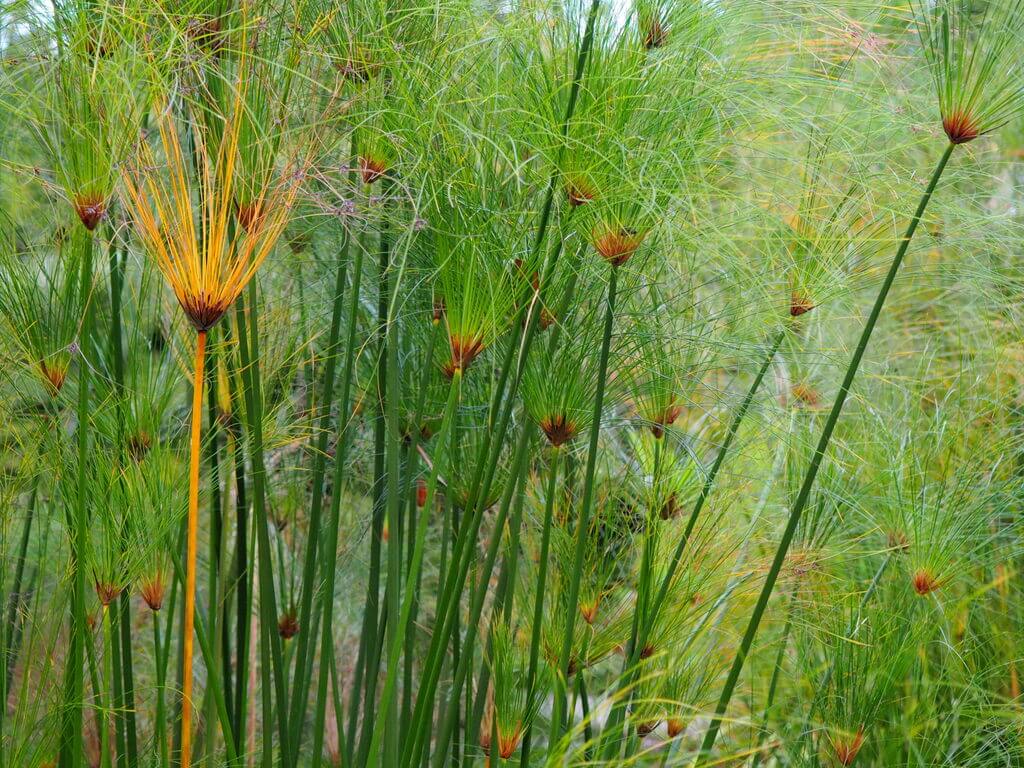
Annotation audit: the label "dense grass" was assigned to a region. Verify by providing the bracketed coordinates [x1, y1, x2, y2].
[0, 0, 1022, 766]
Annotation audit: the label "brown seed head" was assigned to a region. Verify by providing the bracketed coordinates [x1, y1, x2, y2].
[580, 600, 599, 624]
[666, 717, 686, 738]
[443, 334, 484, 378]
[636, 720, 659, 737]
[790, 292, 815, 317]
[649, 403, 683, 436]
[566, 179, 597, 207]
[140, 573, 166, 611]
[39, 361, 67, 395]
[643, 18, 668, 49]
[497, 724, 523, 759]
[358, 155, 388, 185]
[591, 224, 646, 266]
[278, 612, 300, 640]
[831, 726, 865, 766]
[94, 580, 122, 607]
[74, 196, 106, 231]
[913, 568, 940, 596]
[539, 413, 578, 446]
[236, 200, 266, 235]
[128, 431, 152, 462]
[942, 110, 980, 145]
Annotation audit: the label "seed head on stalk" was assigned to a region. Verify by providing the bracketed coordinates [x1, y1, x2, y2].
[626, 288, 713, 438]
[800, 589, 919, 767]
[481, 623, 546, 760]
[120, 64, 304, 766]
[31, 4, 146, 232]
[523, 302, 619, 447]
[0, 227, 91, 399]
[912, 0, 1024, 145]
[122, 96, 302, 333]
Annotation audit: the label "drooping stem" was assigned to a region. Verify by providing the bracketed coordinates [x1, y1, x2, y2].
[180, 328, 208, 768]
[697, 142, 956, 763]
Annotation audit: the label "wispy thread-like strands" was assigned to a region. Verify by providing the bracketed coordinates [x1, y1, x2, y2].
[121, 97, 302, 331]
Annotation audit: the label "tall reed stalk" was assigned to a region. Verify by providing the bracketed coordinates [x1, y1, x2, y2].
[696, 142, 956, 761]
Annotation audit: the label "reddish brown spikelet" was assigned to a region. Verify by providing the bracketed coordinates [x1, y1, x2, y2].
[539, 413, 578, 446]
[358, 155, 388, 185]
[790, 292, 815, 317]
[913, 569, 940, 596]
[443, 334, 484, 378]
[666, 717, 686, 738]
[416, 479, 428, 508]
[566, 179, 597, 207]
[497, 725, 523, 759]
[128, 431, 152, 462]
[659, 493, 679, 521]
[140, 573, 166, 612]
[832, 726, 865, 766]
[592, 225, 646, 266]
[636, 720, 659, 737]
[74, 196, 106, 231]
[942, 110, 980, 145]
[236, 201, 266, 234]
[887, 529, 910, 552]
[580, 600, 599, 625]
[278, 611, 300, 640]
[650, 403, 683, 437]
[639, 643, 656, 659]
[791, 383, 821, 409]
[39, 361, 67, 395]
[94, 580, 122, 607]
[643, 18, 667, 49]
[178, 294, 230, 332]
[539, 307, 556, 331]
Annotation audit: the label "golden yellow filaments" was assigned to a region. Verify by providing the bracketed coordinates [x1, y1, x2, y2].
[121, 99, 301, 768]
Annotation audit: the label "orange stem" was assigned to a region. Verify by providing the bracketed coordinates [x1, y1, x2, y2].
[181, 328, 207, 768]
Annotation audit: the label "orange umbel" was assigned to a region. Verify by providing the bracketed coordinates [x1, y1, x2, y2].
[122, 90, 300, 768]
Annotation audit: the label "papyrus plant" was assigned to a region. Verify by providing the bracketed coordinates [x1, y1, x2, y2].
[120, 79, 303, 766]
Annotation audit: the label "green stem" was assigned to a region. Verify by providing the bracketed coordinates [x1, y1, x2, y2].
[312, 230, 365, 768]
[367, 371, 463, 766]
[153, 611, 169, 768]
[598, 329, 785, 759]
[697, 142, 956, 763]
[287, 231, 351, 755]
[234, 285, 291, 764]
[518, 445, 561, 768]
[549, 264, 619, 743]
[60, 231, 93, 768]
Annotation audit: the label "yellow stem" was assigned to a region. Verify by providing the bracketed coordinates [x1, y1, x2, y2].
[181, 329, 207, 768]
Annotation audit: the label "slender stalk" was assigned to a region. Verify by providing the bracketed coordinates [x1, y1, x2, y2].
[287, 230, 351, 754]
[518, 445, 561, 768]
[430, 423, 532, 768]
[367, 371, 463, 766]
[3, 479, 37, 696]
[180, 328, 207, 768]
[314, 236, 366, 768]
[153, 611, 169, 768]
[549, 264, 619, 743]
[598, 329, 785, 758]
[235, 286, 291, 764]
[697, 142, 956, 763]
[60, 232, 94, 768]
[402, 0, 602, 750]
